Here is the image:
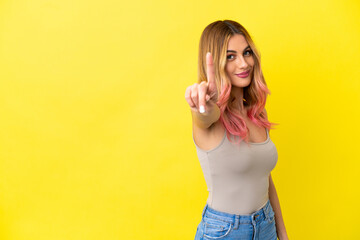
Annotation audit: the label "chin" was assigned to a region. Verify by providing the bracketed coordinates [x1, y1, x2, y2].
[231, 79, 251, 88]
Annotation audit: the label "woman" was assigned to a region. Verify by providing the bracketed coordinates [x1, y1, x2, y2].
[185, 20, 289, 240]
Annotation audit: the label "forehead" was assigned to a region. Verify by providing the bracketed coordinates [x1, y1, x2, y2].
[227, 34, 248, 50]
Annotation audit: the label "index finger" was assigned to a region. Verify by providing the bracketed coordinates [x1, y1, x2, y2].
[206, 52, 215, 85]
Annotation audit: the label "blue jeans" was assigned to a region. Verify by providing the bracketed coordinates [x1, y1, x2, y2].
[194, 200, 277, 240]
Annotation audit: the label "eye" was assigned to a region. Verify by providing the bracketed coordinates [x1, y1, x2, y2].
[244, 49, 253, 56]
[226, 54, 235, 60]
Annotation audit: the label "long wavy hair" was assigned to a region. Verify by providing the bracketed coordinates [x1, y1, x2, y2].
[198, 20, 278, 144]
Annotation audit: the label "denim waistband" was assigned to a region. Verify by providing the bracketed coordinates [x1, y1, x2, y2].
[201, 200, 272, 224]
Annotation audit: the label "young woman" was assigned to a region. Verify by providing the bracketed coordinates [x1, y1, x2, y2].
[185, 20, 289, 240]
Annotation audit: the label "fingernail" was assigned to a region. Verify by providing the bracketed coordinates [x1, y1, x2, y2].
[199, 105, 205, 113]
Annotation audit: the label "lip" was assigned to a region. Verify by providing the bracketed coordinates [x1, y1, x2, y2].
[235, 70, 250, 78]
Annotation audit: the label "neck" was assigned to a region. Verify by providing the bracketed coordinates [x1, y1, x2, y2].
[230, 86, 246, 113]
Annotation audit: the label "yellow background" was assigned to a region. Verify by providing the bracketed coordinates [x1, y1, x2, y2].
[1, 0, 359, 239]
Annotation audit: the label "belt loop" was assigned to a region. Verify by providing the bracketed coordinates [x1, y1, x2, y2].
[233, 215, 240, 230]
[263, 200, 270, 220]
[201, 204, 208, 219]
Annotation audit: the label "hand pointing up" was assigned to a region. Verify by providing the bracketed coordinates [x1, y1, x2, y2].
[185, 52, 218, 114]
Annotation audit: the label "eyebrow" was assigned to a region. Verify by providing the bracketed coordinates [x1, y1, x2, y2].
[227, 45, 251, 53]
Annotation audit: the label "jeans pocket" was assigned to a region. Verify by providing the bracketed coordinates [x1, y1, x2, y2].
[203, 215, 232, 239]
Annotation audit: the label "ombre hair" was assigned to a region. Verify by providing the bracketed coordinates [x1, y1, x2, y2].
[198, 20, 278, 145]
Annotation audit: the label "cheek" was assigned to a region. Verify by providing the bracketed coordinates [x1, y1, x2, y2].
[249, 57, 255, 67]
[226, 67, 230, 75]
[225, 64, 233, 75]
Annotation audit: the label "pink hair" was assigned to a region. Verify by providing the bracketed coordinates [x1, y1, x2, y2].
[217, 80, 276, 146]
[198, 20, 278, 145]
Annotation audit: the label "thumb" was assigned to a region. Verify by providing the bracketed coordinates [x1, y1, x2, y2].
[205, 94, 210, 102]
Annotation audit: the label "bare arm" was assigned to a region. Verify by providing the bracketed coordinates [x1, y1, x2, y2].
[185, 52, 220, 129]
[269, 173, 289, 240]
[191, 101, 220, 129]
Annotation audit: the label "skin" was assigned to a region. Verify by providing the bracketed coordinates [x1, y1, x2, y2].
[225, 34, 254, 112]
[269, 173, 289, 239]
[185, 33, 289, 239]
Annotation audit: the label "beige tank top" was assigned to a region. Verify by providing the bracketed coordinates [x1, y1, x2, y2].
[193, 128, 278, 215]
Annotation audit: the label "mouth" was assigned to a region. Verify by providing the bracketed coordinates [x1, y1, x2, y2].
[235, 70, 250, 78]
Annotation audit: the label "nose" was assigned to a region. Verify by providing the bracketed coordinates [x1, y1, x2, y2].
[236, 55, 248, 69]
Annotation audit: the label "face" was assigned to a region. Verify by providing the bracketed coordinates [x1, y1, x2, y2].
[225, 34, 255, 89]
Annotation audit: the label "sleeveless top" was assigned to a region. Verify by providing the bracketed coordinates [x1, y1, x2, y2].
[193, 128, 278, 215]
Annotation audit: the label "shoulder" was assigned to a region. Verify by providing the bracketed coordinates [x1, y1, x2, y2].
[263, 108, 270, 133]
[262, 108, 268, 120]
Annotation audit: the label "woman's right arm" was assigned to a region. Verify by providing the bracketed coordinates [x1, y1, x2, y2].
[190, 100, 220, 129]
[185, 52, 220, 129]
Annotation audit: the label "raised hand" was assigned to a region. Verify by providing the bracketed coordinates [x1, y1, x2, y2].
[185, 52, 218, 114]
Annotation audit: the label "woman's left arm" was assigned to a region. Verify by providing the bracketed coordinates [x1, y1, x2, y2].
[269, 173, 289, 240]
